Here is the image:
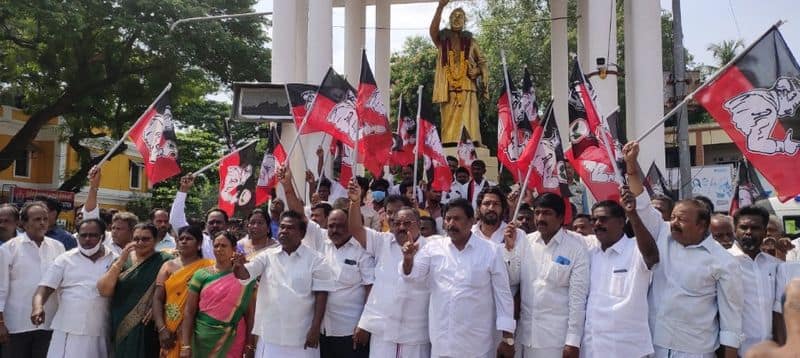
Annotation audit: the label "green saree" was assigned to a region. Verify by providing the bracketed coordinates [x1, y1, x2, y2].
[110, 251, 173, 358]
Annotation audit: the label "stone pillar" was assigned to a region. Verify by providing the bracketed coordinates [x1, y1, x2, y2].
[577, 0, 619, 116]
[624, 0, 665, 171]
[344, 0, 365, 87]
[272, 0, 306, 199]
[550, 0, 569, 146]
[307, 0, 334, 181]
[375, 0, 392, 111]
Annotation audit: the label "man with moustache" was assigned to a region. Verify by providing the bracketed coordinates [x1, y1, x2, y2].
[0, 202, 65, 358]
[581, 191, 660, 358]
[402, 199, 515, 358]
[515, 204, 536, 234]
[80, 167, 136, 255]
[170, 174, 230, 258]
[471, 186, 526, 249]
[711, 214, 736, 249]
[507, 193, 589, 358]
[623, 141, 743, 358]
[280, 166, 374, 358]
[148, 208, 175, 252]
[347, 180, 434, 358]
[31, 218, 115, 357]
[727, 206, 782, 355]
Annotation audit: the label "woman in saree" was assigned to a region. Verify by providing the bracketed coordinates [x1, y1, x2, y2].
[152, 224, 214, 357]
[180, 231, 257, 358]
[97, 223, 173, 357]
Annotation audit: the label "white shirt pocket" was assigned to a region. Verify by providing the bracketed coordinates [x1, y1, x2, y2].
[545, 261, 571, 286]
[337, 260, 362, 286]
[609, 268, 628, 298]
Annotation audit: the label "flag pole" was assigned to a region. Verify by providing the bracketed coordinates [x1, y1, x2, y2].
[500, 50, 522, 178]
[412, 85, 424, 196]
[316, 134, 332, 193]
[192, 139, 259, 177]
[636, 20, 785, 143]
[512, 102, 554, 220]
[97, 83, 172, 167]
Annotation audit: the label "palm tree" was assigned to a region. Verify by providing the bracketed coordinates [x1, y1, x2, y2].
[707, 39, 744, 67]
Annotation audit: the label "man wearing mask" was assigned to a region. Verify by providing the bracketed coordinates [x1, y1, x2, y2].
[624, 141, 743, 358]
[31, 218, 115, 357]
[727, 206, 781, 355]
[0, 202, 65, 358]
[281, 167, 374, 357]
[444, 167, 470, 204]
[348, 181, 433, 357]
[170, 175, 229, 258]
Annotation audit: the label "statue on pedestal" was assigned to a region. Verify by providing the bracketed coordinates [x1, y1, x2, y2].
[430, 0, 489, 145]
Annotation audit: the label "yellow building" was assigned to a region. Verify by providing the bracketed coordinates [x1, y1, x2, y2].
[0, 105, 149, 229]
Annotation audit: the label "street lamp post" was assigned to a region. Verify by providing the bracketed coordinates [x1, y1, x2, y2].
[169, 11, 273, 32]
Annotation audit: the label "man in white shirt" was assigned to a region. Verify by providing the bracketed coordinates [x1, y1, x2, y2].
[81, 166, 135, 255]
[31, 218, 115, 358]
[402, 198, 516, 358]
[170, 174, 229, 258]
[149, 208, 176, 252]
[471, 186, 526, 247]
[581, 192, 660, 358]
[282, 166, 375, 358]
[624, 141, 744, 358]
[747, 278, 800, 357]
[0, 202, 65, 358]
[348, 181, 433, 358]
[507, 192, 589, 358]
[710, 214, 735, 249]
[0, 204, 18, 246]
[774, 262, 800, 344]
[727, 205, 782, 355]
[444, 167, 470, 204]
[467, 160, 496, 209]
[233, 210, 334, 358]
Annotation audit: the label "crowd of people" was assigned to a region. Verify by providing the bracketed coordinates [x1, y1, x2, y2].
[0, 141, 799, 358]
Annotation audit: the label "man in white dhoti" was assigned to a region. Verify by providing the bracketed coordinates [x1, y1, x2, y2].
[31, 218, 115, 358]
[347, 181, 434, 358]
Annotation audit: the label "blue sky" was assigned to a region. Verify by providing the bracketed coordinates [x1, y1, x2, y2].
[253, 0, 799, 75]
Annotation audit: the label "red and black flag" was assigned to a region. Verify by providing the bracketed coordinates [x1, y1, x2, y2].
[457, 127, 478, 168]
[497, 67, 537, 180]
[565, 59, 620, 202]
[695, 26, 800, 202]
[330, 139, 355, 189]
[218, 143, 260, 217]
[644, 162, 677, 201]
[418, 99, 452, 192]
[356, 50, 393, 177]
[521, 65, 540, 128]
[729, 159, 769, 215]
[286, 83, 319, 128]
[129, 86, 181, 186]
[302, 68, 359, 146]
[255, 126, 287, 206]
[388, 98, 416, 166]
[525, 102, 573, 224]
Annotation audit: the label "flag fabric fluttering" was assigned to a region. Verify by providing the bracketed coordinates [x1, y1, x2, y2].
[457, 127, 478, 168]
[644, 162, 678, 202]
[729, 159, 769, 215]
[389, 99, 417, 167]
[695, 26, 800, 202]
[525, 102, 573, 224]
[330, 140, 355, 189]
[565, 59, 621, 202]
[302, 68, 359, 147]
[356, 51, 393, 177]
[497, 66, 537, 180]
[218, 143, 260, 217]
[286, 83, 319, 128]
[128, 88, 181, 186]
[255, 126, 287, 206]
[418, 99, 452, 192]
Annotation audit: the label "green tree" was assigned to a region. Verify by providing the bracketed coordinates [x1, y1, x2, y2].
[707, 39, 744, 68]
[0, 0, 271, 190]
[389, 36, 439, 127]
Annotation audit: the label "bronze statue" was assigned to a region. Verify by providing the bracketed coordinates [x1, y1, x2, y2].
[430, 0, 489, 145]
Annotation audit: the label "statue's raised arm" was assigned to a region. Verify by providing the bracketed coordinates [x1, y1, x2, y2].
[430, 0, 488, 145]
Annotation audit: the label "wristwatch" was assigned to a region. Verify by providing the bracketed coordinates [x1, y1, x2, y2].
[503, 337, 515, 346]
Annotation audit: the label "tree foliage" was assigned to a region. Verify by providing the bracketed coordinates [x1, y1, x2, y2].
[0, 0, 272, 190]
[707, 39, 744, 68]
[389, 36, 439, 127]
